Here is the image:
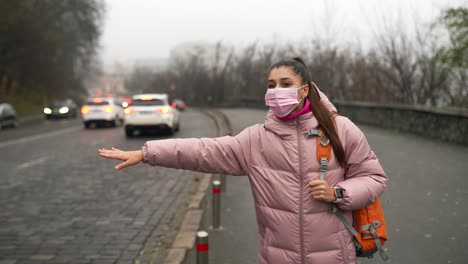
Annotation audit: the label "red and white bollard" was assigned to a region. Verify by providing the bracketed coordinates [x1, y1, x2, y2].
[196, 230, 209, 264]
[212, 180, 221, 229]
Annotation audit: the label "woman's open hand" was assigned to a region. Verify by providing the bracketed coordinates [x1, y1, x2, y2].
[98, 147, 144, 170]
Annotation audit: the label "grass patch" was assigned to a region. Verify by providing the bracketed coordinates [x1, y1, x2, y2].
[2, 93, 44, 118]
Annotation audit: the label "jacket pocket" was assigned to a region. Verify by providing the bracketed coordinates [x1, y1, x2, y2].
[337, 230, 350, 264]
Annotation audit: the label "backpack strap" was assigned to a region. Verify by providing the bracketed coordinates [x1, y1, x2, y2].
[310, 114, 359, 239]
[304, 127, 331, 181]
[304, 129, 322, 138]
[304, 114, 337, 180]
[329, 205, 358, 236]
[317, 132, 331, 181]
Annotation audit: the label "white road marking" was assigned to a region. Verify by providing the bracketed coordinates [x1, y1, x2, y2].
[16, 156, 53, 170]
[0, 125, 81, 149]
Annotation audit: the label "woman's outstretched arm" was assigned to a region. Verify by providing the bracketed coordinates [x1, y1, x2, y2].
[99, 126, 253, 175]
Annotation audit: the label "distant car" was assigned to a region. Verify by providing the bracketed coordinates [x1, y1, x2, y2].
[124, 93, 181, 137]
[171, 99, 187, 111]
[0, 103, 18, 129]
[81, 97, 124, 128]
[43, 99, 77, 119]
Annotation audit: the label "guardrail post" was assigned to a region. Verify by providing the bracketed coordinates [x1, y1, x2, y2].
[196, 230, 209, 264]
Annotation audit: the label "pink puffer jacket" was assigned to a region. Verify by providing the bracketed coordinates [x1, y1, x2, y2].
[142, 98, 387, 264]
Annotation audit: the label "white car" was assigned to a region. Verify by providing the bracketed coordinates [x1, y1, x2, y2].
[0, 103, 17, 129]
[81, 98, 124, 128]
[124, 93, 180, 137]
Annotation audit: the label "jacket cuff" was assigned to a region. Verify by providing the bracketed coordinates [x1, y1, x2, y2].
[141, 143, 150, 164]
[334, 183, 355, 211]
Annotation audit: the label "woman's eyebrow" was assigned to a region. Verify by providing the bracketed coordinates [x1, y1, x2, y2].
[267, 77, 292, 82]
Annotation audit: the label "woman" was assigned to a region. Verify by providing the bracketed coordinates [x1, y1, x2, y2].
[99, 58, 387, 264]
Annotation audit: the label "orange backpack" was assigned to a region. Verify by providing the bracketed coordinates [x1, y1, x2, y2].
[306, 119, 389, 261]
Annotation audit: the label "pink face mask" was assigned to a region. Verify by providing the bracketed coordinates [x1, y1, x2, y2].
[265, 85, 305, 117]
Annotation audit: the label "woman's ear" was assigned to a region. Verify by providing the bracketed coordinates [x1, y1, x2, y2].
[302, 84, 310, 98]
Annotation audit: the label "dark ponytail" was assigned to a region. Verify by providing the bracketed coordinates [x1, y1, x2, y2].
[269, 57, 346, 167]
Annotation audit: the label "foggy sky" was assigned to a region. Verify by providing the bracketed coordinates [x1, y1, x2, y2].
[100, 0, 465, 66]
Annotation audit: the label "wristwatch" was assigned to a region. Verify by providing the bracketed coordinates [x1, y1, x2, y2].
[333, 187, 344, 203]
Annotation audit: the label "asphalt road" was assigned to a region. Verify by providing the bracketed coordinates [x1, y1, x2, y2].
[0, 110, 216, 264]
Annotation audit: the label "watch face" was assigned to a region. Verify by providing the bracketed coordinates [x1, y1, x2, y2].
[335, 188, 344, 199]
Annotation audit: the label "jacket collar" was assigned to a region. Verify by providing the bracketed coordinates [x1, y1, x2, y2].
[264, 110, 319, 138]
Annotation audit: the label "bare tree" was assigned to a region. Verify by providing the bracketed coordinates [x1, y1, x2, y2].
[124, 4, 467, 110]
[376, 28, 419, 104]
[415, 25, 450, 106]
[231, 42, 259, 100]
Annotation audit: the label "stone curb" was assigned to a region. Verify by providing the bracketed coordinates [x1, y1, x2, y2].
[163, 109, 225, 264]
[164, 174, 212, 264]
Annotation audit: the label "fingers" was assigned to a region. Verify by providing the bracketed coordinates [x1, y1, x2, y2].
[98, 148, 127, 161]
[98, 151, 120, 160]
[115, 158, 139, 170]
[310, 189, 325, 196]
[309, 180, 327, 191]
[309, 179, 325, 187]
[98, 148, 142, 171]
[99, 147, 121, 153]
[308, 179, 332, 202]
[115, 160, 131, 170]
[309, 190, 328, 201]
[98, 149, 112, 157]
[311, 195, 327, 201]
[310, 188, 326, 200]
[99, 148, 119, 154]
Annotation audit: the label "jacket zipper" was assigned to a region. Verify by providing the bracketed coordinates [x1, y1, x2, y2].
[296, 119, 305, 263]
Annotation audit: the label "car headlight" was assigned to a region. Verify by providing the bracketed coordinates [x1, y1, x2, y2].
[59, 107, 69, 114]
[44, 108, 52, 114]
